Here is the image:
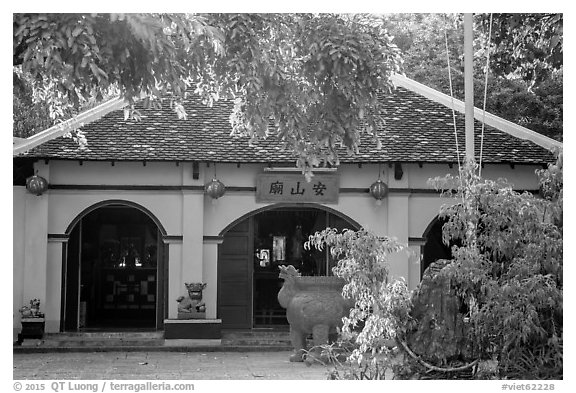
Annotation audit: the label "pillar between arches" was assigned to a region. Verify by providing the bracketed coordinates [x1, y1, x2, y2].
[387, 192, 410, 281]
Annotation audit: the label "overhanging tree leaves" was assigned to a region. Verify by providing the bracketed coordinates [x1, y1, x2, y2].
[13, 13, 225, 133]
[381, 13, 563, 141]
[476, 13, 563, 86]
[13, 13, 403, 170]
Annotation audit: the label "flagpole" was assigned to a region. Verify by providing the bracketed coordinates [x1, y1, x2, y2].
[464, 13, 475, 163]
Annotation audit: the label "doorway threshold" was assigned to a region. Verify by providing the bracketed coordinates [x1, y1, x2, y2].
[78, 326, 156, 333]
[251, 326, 289, 332]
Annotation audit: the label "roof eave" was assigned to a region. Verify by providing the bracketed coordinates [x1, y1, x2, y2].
[13, 97, 128, 156]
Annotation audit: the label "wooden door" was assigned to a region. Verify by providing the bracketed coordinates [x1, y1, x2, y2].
[157, 234, 167, 329]
[217, 218, 253, 329]
[63, 221, 81, 331]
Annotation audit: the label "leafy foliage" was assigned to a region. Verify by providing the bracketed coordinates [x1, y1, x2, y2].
[486, 71, 562, 141]
[428, 155, 563, 379]
[476, 14, 563, 86]
[307, 155, 562, 380]
[13, 13, 402, 171]
[205, 14, 402, 169]
[382, 13, 563, 141]
[306, 228, 411, 375]
[13, 69, 52, 138]
[14, 13, 563, 156]
[13, 14, 223, 108]
[320, 342, 393, 380]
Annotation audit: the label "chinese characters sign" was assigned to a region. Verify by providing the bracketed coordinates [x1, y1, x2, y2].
[256, 173, 339, 204]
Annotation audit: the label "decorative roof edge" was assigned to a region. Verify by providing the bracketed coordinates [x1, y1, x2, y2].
[13, 96, 127, 156]
[390, 74, 562, 152]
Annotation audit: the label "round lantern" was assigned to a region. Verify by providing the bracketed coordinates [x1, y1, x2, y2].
[369, 179, 388, 205]
[26, 175, 49, 196]
[204, 178, 226, 199]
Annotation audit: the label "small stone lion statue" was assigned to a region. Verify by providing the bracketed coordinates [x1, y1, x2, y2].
[19, 298, 44, 318]
[176, 283, 207, 319]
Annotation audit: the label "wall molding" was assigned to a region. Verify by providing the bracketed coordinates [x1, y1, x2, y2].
[48, 233, 69, 243]
[162, 235, 183, 244]
[50, 184, 205, 191]
[203, 236, 225, 245]
[47, 184, 539, 196]
[408, 237, 427, 246]
[47, 184, 442, 195]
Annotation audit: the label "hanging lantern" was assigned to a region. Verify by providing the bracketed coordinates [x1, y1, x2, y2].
[369, 179, 388, 204]
[205, 178, 226, 199]
[26, 175, 48, 196]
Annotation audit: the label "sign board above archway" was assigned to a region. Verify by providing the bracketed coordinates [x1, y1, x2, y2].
[256, 174, 339, 204]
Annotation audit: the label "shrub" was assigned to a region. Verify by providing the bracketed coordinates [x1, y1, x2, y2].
[306, 228, 411, 379]
[429, 155, 563, 379]
[308, 154, 562, 380]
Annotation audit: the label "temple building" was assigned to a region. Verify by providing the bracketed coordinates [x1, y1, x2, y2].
[13, 75, 559, 339]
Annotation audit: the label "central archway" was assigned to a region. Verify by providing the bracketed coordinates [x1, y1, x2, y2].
[217, 204, 360, 329]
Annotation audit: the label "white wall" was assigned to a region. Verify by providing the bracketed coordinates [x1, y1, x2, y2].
[409, 194, 453, 238]
[49, 160, 183, 186]
[47, 190, 184, 237]
[13, 159, 545, 331]
[13, 187, 26, 337]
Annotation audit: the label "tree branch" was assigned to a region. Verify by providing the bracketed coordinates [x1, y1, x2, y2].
[397, 338, 479, 373]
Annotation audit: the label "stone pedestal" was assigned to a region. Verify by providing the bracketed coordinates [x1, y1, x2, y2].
[177, 311, 206, 320]
[164, 319, 222, 339]
[18, 318, 45, 344]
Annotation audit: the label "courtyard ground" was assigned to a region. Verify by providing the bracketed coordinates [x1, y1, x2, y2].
[13, 351, 332, 380]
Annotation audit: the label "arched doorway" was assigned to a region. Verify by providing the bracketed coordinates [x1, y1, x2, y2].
[62, 201, 166, 331]
[217, 204, 360, 329]
[421, 215, 454, 279]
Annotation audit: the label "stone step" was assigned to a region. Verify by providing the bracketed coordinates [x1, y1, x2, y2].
[15, 329, 303, 351]
[222, 337, 290, 346]
[33, 332, 165, 348]
[40, 339, 165, 347]
[222, 330, 289, 341]
[20, 333, 295, 347]
[44, 331, 164, 339]
[221, 330, 313, 348]
[41, 337, 164, 348]
[222, 329, 290, 337]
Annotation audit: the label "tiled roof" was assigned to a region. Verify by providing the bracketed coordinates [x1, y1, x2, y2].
[23, 87, 554, 164]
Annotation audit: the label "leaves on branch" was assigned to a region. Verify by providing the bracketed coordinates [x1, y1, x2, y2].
[382, 13, 563, 141]
[13, 13, 403, 171]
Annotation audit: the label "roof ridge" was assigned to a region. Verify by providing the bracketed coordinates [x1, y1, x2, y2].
[390, 74, 562, 152]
